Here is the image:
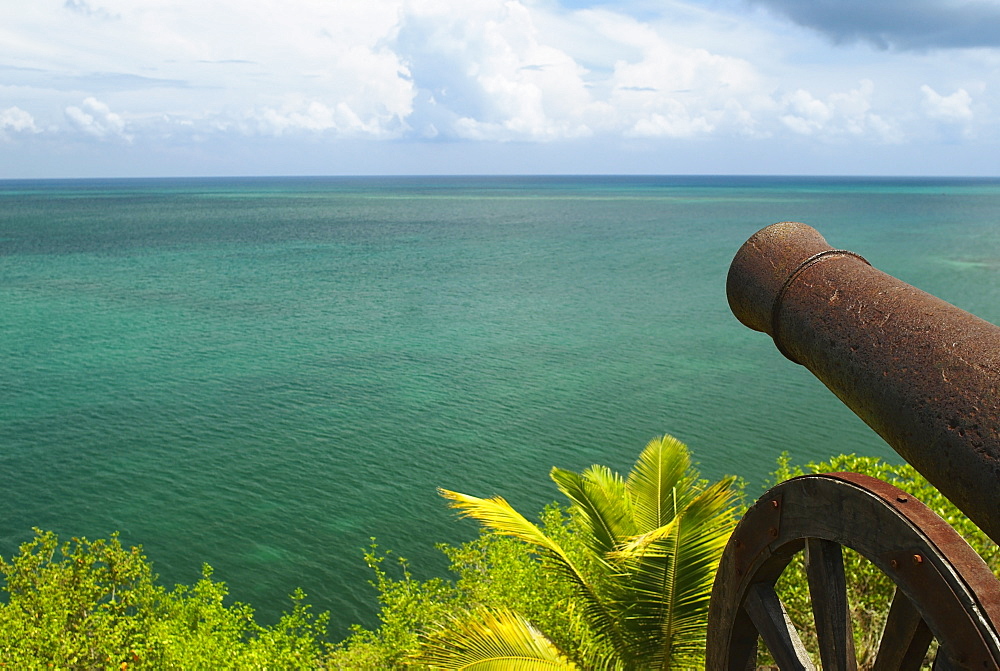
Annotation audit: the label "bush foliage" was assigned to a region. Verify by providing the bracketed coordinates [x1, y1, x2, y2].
[2, 449, 996, 668]
[0, 530, 329, 668]
[328, 504, 592, 669]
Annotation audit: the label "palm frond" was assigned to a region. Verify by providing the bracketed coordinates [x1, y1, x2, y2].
[607, 517, 681, 559]
[439, 488, 628, 652]
[437, 435, 741, 671]
[612, 476, 739, 666]
[619, 478, 738, 561]
[415, 607, 578, 670]
[550, 465, 633, 557]
[626, 435, 693, 531]
[440, 488, 564, 559]
[664, 479, 739, 616]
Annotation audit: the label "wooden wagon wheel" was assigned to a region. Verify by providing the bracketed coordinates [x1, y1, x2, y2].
[707, 473, 1000, 670]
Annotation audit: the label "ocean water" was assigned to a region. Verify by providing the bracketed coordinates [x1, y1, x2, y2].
[1, 175, 999, 637]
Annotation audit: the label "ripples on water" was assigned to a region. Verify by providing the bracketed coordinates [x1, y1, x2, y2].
[1, 175, 998, 635]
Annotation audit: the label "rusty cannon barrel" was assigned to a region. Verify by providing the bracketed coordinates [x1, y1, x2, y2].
[728, 221, 1000, 546]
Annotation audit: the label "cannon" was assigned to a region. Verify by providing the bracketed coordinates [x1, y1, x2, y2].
[707, 222, 1000, 669]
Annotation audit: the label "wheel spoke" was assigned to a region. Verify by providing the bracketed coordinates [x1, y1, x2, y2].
[872, 586, 932, 671]
[932, 648, 958, 670]
[805, 537, 857, 671]
[724, 609, 759, 671]
[744, 582, 815, 670]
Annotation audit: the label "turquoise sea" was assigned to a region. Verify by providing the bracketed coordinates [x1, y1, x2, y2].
[2, 175, 999, 637]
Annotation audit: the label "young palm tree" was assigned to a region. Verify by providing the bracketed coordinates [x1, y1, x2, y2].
[416, 435, 739, 670]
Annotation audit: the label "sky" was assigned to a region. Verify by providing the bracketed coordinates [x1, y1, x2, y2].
[2, 0, 999, 178]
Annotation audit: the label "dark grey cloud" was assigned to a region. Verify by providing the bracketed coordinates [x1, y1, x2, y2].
[751, 0, 1000, 49]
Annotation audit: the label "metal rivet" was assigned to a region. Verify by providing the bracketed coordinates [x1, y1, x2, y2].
[913, 554, 923, 565]
[890, 559, 899, 569]
[771, 500, 780, 509]
[768, 527, 778, 538]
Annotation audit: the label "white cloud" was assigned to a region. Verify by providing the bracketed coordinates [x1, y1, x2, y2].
[604, 30, 765, 138]
[921, 85, 974, 121]
[400, 0, 593, 141]
[246, 97, 408, 138]
[780, 89, 831, 134]
[0, 106, 39, 138]
[1, 0, 998, 174]
[395, 3, 771, 141]
[778, 80, 901, 142]
[65, 97, 131, 141]
[9, 0, 415, 139]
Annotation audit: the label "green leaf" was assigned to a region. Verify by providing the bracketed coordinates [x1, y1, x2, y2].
[551, 466, 633, 558]
[438, 488, 626, 653]
[626, 435, 693, 531]
[436, 434, 740, 670]
[416, 607, 578, 670]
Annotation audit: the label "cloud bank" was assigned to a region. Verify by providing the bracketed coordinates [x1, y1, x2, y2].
[1, 0, 998, 175]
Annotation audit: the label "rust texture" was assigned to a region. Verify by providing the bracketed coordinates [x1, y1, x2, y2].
[727, 222, 1000, 547]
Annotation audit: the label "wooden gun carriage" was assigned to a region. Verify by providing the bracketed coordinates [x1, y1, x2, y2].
[707, 223, 1000, 669]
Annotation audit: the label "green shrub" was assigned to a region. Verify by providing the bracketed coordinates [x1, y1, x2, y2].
[7, 450, 990, 669]
[328, 506, 591, 669]
[0, 529, 329, 668]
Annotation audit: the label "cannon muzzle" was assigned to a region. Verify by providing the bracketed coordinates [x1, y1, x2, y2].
[728, 222, 1000, 545]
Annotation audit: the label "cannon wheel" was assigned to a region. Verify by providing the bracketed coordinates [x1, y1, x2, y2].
[707, 473, 1000, 669]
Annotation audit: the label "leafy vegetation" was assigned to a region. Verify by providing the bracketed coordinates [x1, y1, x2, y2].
[2, 444, 996, 669]
[328, 505, 592, 669]
[0, 530, 330, 668]
[418, 434, 740, 669]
